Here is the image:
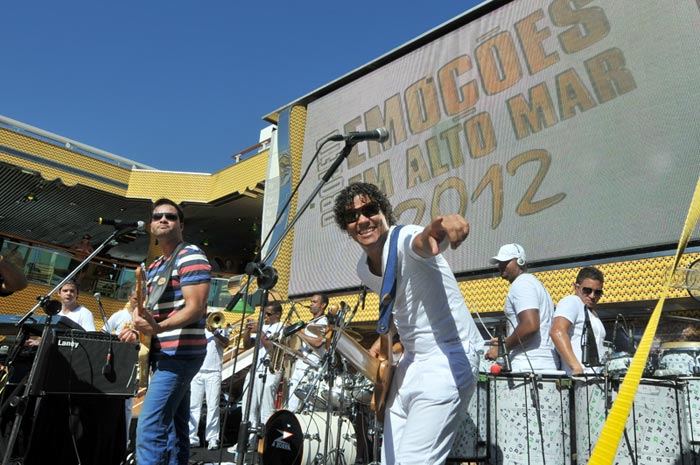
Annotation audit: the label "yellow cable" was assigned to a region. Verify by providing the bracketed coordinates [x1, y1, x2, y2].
[589, 176, 700, 464]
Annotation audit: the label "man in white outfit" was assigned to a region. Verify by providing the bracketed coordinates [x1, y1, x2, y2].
[188, 311, 231, 450]
[332, 182, 482, 465]
[286, 292, 327, 412]
[484, 244, 559, 372]
[230, 300, 284, 453]
[550, 266, 606, 375]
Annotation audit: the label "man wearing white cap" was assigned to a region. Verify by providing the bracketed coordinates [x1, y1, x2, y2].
[485, 244, 559, 372]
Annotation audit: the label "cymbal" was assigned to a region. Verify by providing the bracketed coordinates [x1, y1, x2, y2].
[345, 329, 363, 342]
[306, 324, 363, 342]
[271, 340, 318, 368]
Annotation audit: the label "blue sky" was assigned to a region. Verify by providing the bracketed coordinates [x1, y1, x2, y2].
[1, 1, 483, 173]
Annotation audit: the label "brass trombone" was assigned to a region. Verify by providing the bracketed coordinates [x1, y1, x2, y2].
[206, 310, 226, 331]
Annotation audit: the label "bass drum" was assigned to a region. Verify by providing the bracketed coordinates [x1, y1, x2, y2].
[262, 410, 356, 465]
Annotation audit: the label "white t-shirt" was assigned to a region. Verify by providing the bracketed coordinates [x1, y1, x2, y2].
[504, 273, 558, 371]
[61, 305, 96, 331]
[356, 225, 483, 358]
[200, 326, 232, 371]
[104, 307, 131, 335]
[250, 321, 285, 360]
[300, 314, 327, 364]
[553, 295, 606, 375]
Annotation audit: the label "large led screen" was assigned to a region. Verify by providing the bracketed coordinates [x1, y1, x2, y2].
[287, 0, 700, 296]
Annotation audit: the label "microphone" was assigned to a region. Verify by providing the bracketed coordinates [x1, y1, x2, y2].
[612, 314, 620, 353]
[94, 292, 110, 332]
[98, 218, 146, 231]
[329, 128, 389, 144]
[581, 324, 591, 366]
[497, 324, 511, 372]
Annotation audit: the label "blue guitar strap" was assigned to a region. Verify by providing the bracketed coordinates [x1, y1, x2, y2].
[377, 225, 403, 334]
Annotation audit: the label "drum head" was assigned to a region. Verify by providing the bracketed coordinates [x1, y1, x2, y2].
[262, 410, 303, 465]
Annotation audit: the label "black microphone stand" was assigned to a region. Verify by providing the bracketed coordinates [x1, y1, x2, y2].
[234, 138, 357, 465]
[1, 225, 139, 465]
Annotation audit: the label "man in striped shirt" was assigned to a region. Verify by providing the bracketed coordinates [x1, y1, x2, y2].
[132, 198, 211, 465]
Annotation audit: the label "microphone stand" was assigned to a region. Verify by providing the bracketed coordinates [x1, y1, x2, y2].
[2, 225, 139, 465]
[235, 139, 357, 465]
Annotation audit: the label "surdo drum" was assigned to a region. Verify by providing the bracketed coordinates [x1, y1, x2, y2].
[573, 376, 692, 465]
[657, 342, 700, 376]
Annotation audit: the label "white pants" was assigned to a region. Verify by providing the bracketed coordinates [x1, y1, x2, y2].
[286, 360, 315, 412]
[242, 362, 282, 427]
[382, 343, 478, 465]
[189, 370, 222, 444]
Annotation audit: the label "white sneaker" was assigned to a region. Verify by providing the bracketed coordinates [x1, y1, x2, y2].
[207, 440, 220, 450]
[226, 444, 238, 453]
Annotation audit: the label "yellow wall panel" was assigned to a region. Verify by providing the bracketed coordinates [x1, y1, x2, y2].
[0, 129, 131, 195]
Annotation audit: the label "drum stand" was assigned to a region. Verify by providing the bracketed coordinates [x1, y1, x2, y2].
[321, 312, 359, 465]
[232, 137, 360, 465]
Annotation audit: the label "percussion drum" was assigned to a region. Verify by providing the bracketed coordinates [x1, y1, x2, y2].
[606, 352, 633, 375]
[657, 342, 700, 376]
[489, 374, 572, 465]
[448, 376, 488, 461]
[573, 376, 692, 464]
[685, 378, 700, 457]
[261, 410, 356, 465]
[478, 340, 496, 373]
[293, 368, 328, 411]
[319, 374, 355, 412]
[349, 373, 373, 405]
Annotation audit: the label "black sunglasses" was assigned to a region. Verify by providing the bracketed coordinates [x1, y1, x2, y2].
[343, 203, 381, 224]
[579, 285, 604, 298]
[152, 212, 179, 222]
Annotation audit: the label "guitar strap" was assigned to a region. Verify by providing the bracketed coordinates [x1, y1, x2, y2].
[377, 226, 403, 335]
[146, 241, 187, 311]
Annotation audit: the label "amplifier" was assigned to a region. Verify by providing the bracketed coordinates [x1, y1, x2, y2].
[38, 331, 139, 397]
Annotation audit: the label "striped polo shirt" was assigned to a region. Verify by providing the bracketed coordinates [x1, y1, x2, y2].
[147, 243, 211, 358]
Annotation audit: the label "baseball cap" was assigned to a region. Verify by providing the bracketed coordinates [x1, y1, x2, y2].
[489, 243, 526, 265]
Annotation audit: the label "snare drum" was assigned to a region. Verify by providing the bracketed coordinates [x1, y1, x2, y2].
[319, 375, 354, 411]
[293, 368, 327, 410]
[658, 342, 700, 376]
[348, 372, 373, 405]
[489, 374, 572, 465]
[261, 410, 356, 465]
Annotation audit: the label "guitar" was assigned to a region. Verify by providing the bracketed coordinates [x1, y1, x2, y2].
[135, 264, 151, 389]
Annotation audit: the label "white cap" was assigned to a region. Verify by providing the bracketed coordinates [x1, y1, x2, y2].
[489, 243, 526, 265]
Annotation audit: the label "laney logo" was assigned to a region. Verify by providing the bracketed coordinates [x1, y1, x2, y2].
[58, 339, 80, 349]
[271, 429, 293, 451]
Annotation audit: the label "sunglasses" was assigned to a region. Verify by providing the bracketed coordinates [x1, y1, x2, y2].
[152, 212, 179, 222]
[343, 203, 381, 224]
[578, 285, 604, 298]
[264, 312, 277, 316]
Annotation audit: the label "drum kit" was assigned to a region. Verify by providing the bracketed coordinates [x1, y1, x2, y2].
[248, 320, 379, 465]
